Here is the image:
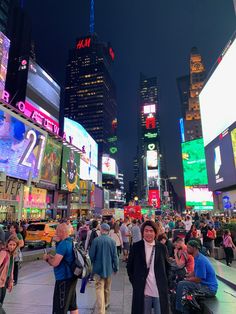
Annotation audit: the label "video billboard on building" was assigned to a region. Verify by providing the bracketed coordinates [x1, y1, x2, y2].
[102, 156, 116, 176]
[182, 138, 208, 186]
[0, 32, 10, 96]
[40, 137, 62, 185]
[61, 146, 80, 192]
[64, 117, 98, 183]
[199, 35, 236, 147]
[148, 190, 160, 208]
[0, 105, 47, 181]
[205, 122, 236, 191]
[185, 187, 214, 210]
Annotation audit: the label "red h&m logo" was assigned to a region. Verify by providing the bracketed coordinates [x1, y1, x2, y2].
[76, 38, 91, 49]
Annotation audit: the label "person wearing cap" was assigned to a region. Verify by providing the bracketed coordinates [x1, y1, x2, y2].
[175, 240, 218, 313]
[89, 223, 119, 314]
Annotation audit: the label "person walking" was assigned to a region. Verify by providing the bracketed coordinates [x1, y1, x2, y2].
[109, 222, 123, 257]
[0, 236, 19, 311]
[89, 223, 119, 314]
[120, 217, 131, 262]
[8, 223, 24, 285]
[131, 219, 142, 245]
[127, 220, 170, 314]
[43, 223, 79, 314]
[223, 229, 235, 266]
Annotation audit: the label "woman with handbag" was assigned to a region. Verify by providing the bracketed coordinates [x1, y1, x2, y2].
[0, 236, 19, 308]
[223, 229, 235, 266]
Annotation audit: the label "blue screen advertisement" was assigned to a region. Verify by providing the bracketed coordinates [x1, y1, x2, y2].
[0, 105, 47, 181]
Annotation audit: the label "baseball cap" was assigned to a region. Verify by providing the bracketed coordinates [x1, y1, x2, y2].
[187, 239, 201, 249]
[101, 223, 110, 231]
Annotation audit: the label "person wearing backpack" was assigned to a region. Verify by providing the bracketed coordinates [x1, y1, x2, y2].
[89, 223, 118, 314]
[85, 220, 100, 252]
[43, 223, 79, 314]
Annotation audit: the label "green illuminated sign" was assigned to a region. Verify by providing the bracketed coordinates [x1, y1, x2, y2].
[144, 132, 157, 139]
[110, 147, 118, 154]
[182, 138, 208, 186]
[108, 136, 117, 143]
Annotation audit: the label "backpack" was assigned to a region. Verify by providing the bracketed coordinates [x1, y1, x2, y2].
[79, 227, 88, 242]
[70, 241, 92, 279]
[88, 229, 98, 248]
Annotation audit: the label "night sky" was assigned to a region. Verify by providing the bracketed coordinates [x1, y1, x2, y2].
[24, 0, 236, 197]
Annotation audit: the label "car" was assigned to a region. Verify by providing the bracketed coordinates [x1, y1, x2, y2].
[25, 222, 59, 248]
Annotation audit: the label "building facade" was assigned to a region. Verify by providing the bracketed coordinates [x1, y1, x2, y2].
[64, 34, 117, 162]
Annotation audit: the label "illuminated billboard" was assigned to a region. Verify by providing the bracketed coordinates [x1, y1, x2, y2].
[147, 150, 158, 168]
[64, 117, 98, 183]
[205, 121, 236, 190]
[0, 32, 10, 96]
[199, 35, 236, 147]
[61, 146, 80, 192]
[143, 104, 156, 114]
[40, 137, 62, 185]
[148, 190, 160, 208]
[0, 105, 47, 181]
[24, 187, 47, 209]
[102, 156, 116, 176]
[147, 169, 159, 188]
[182, 138, 208, 186]
[185, 187, 214, 210]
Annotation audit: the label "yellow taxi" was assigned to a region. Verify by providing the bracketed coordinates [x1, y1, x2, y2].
[25, 222, 59, 248]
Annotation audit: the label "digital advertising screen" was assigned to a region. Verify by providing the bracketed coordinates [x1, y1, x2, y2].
[61, 146, 80, 192]
[182, 138, 208, 186]
[205, 121, 236, 191]
[40, 137, 62, 185]
[102, 156, 116, 176]
[0, 32, 10, 96]
[148, 189, 161, 208]
[147, 169, 159, 188]
[64, 117, 98, 183]
[147, 150, 158, 169]
[27, 59, 60, 111]
[24, 186, 47, 209]
[0, 105, 47, 181]
[185, 187, 214, 210]
[199, 35, 236, 147]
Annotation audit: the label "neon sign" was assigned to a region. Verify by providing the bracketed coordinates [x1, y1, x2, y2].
[16, 101, 59, 136]
[146, 116, 156, 129]
[109, 47, 115, 61]
[144, 132, 157, 139]
[144, 104, 156, 114]
[76, 38, 91, 49]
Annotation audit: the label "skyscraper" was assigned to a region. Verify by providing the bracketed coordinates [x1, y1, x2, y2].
[137, 74, 160, 204]
[64, 34, 117, 161]
[184, 47, 205, 141]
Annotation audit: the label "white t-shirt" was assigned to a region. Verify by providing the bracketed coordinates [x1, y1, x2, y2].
[144, 240, 159, 298]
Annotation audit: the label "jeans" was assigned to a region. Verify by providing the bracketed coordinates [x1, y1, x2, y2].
[144, 295, 161, 314]
[94, 275, 112, 314]
[224, 247, 234, 265]
[13, 261, 19, 284]
[176, 280, 216, 313]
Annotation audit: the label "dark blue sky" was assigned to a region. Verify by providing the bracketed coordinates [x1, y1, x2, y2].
[24, 0, 236, 196]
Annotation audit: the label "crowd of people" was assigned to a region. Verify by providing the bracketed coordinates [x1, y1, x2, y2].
[0, 212, 235, 313]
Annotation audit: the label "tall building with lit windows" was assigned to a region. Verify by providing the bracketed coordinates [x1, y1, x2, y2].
[137, 74, 161, 203]
[64, 34, 117, 162]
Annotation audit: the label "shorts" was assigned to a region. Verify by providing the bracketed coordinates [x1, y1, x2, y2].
[53, 277, 78, 314]
[123, 242, 130, 252]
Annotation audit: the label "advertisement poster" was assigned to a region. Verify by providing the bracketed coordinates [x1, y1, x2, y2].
[124, 206, 142, 219]
[40, 137, 62, 185]
[0, 32, 10, 95]
[0, 105, 47, 181]
[182, 138, 208, 186]
[24, 186, 47, 209]
[231, 128, 236, 168]
[185, 187, 214, 210]
[61, 146, 80, 192]
[102, 156, 116, 176]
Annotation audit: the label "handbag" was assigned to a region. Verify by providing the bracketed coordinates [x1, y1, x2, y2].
[207, 229, 216, 240]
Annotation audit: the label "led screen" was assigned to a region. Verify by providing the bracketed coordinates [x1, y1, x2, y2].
[147, 169, 159, 188]
[143, 104, 156, 114]
[61, 146, 80, 192]
[27, 59, 60, 110]
[185, 187, 214, 210]
[147, 150, 158, 168]
[199, 35, 236, 147]
[24, 186, 47, 209]
[64, 118, 98, 183]
[0, 105, 47, 181]
[148, 190, 160, 208]
[40, 137, 62, 185]
[205, 121, 236, 190]
[0, 32, 10, 96]
[182, 138, 208, 186]
[102, 156, 116, 176]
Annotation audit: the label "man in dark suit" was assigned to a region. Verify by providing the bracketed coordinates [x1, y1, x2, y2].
[127, 220, 170, 314]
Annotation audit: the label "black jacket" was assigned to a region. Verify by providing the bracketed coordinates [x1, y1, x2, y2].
[127, 240, 170, 314]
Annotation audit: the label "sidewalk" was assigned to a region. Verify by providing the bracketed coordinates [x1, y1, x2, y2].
[3, 260, 132, 314]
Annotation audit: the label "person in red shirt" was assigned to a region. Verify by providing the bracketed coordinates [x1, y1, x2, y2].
[172, 237, 194, 273]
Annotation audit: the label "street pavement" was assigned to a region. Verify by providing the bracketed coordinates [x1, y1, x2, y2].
[4, 260, 132, 314]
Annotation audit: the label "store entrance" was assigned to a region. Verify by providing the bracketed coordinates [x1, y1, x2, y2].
[0, 205, 16, 222]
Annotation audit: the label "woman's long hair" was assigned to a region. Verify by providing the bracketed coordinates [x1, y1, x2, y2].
[6, 235, 19, 256]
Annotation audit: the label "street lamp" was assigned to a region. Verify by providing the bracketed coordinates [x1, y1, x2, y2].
[159, 177, 178, 206]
